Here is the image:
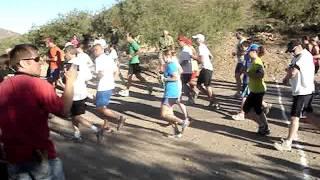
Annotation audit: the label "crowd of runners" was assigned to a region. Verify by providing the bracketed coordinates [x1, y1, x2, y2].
[0, 30, 319, 179]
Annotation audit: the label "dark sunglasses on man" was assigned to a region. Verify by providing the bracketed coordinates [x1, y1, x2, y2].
[21, 56, 41, 62]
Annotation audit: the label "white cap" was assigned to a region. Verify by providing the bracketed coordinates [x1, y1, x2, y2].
[192, 34, 205, 42]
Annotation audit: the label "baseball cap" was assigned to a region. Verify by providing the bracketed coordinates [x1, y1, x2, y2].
[247, 44, 260, 52]
[192, 34, 205, 42]
[286, 40, 302, 53]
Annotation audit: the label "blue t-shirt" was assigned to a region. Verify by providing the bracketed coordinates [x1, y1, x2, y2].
[164, 62, 180, 98]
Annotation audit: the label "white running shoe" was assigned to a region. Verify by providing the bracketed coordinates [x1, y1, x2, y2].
[232, 113, 245, 121]
[119, 89, 129, 97]
[274, 139, 292, 151]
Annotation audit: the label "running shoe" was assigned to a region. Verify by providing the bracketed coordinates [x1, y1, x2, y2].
[274, 139, 292, 151]
[172, 124, 180, 135]
[209, 101, 220, 110]
[119, 89, 129, 97]
[71, 136, 83, 143]
[263, 103, 272, 115]
[257, 126, 270, 136]
[231, 113, 245, 121]
[181, 119, 190, 133]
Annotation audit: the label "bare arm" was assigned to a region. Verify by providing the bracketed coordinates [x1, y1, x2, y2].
[164, 72, 179, 82]
[283, 66, 299, 84]
[61, 65, 77, 116]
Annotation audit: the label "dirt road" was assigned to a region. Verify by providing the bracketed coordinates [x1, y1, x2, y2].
[49, 69, 320, 180]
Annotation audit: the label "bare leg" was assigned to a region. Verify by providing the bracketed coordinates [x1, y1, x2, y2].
[126, 74, 133, 90]
[97, 107, 121, 129]
[73, 115, 93, 129]
[177, 102, 188, 119]
[136, 73, 147, 83]
[235, 73, 241, 95]
[160, 105, 184, 125]
[286, 116, 300, 144]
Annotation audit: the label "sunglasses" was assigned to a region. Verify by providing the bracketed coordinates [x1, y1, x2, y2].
[21, 56, 41, 62]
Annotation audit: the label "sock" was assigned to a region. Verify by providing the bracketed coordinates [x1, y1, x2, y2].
[91, 125, 98, 132]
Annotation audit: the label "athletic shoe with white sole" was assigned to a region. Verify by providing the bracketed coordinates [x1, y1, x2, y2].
[119, 89, 129, 97]
[274, 139, 292, 151]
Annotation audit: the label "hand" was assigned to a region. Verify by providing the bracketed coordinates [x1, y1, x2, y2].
[159, 74, 165, 83]
[282, 77, 289, 85]
[64, 64, 78, 84]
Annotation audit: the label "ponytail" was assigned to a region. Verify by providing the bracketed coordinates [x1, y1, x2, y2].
[258, 46, 265, 57]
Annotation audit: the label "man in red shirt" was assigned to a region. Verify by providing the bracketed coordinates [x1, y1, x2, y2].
[0, 44, 77, 179]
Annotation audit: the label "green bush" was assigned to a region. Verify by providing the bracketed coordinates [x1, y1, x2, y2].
[1, 0, 245, 54]
[255, 0, 320, 25]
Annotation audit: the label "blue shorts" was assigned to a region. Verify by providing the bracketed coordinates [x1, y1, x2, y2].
[96, 90, 113, 108]
[241, 85, 250, 98]
[47, 68, 60, 82]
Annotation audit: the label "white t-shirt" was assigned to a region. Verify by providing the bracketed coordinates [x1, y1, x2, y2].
[290, 49, 315, 96]
[77, 52, 94, 72]
[198, 43, 213, 71]
[179, 46, 193, 74]
[69, 57, 93, 101]
[95, 54, 116, 91]
[109, 49, 118, 62]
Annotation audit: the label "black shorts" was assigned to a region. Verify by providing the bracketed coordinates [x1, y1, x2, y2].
[197, 69, 212, 86]
[129, 63, 141, 74]
[181, 74, 192, 84]
[71, 99, 87, 116]
[243, 92, 265, 115]
[290, 94, 313, 117]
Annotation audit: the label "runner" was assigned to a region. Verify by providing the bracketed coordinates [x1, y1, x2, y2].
[160, 49, 190, 138]
[232, 43, 272, 120]
[177, 35, 195, 104]
[70, 34, 80, 48]
[107, 44, 126, 85]
[192, 34, 220, 108]
[118, 33, 153, 97]
[302, 35, 313, 52]
[310, 36, 320, 74]
[63, 45, 104, 142]
[233, 32, 247, 97]
[45, 38, 64, 87]
[241, 44, 270, 135]
[92, 44, 126, 132]
[274, 40, 316, 151]
[76, 43, 95, 73]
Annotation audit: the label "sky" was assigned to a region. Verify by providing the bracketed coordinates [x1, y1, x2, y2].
[0, 0, 117, 34]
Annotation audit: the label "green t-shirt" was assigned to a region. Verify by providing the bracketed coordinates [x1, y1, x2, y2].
[247, 57, 266, 93]
[128, 41, 140, 64]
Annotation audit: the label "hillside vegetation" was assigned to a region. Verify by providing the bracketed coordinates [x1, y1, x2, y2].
[0, 0, 245, 54]
[255, 0, 320, 32]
